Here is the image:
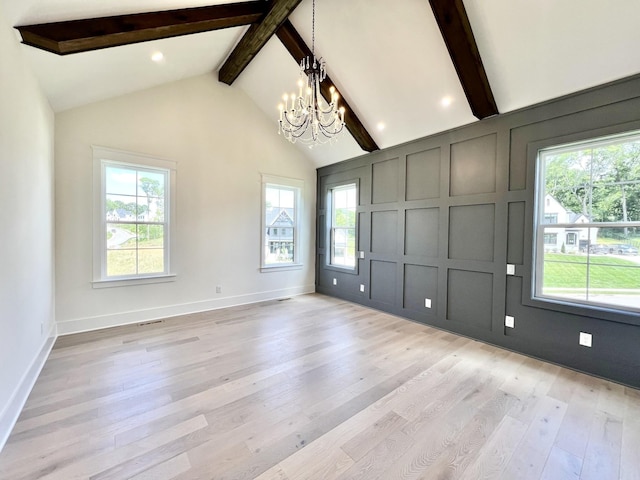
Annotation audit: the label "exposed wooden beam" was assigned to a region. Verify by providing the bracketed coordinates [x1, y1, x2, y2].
[15, 2, 267, 55]
[276, 20, 379, 153]
[428, 0, 498, 119]
[218, 0, 303, 85]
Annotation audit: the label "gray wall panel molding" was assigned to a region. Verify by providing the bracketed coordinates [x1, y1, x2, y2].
[506, 202, 526, 265]
[406, 147, 441, 201]
[404, 264, 438, 315]
[448, 204, 495, 262]
[371, 210, 399, 255]
[450, 133, 497, 197]
[317, 74, 640, 388]
[447, 269, 494, 330]
[405, 208, 440, 257]
[371, 157, 400, 204]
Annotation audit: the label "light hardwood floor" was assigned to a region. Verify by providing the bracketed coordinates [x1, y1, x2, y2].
[1, 293, 639, 480]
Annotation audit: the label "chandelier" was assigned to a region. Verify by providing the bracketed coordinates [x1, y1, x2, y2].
[278, 0, 345, 146]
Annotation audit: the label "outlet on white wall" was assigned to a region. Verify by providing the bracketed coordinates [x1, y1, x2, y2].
[216, 285, 222, 294]
[579, 332, 592, 347]
[505, 315, 515, 328]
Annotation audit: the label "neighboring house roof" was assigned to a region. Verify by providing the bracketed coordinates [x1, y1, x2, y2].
[107, 208, 136, 221]
[266, 208, 294, 226]
[567, 212, 590, 223]
[546, 195, 592, 223]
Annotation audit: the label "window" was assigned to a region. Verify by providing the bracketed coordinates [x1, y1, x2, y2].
[261, 175, 303, 271]
[93, 147, 176, 286]
[534, 130, 640, 313]
[330, 183, 357, 268]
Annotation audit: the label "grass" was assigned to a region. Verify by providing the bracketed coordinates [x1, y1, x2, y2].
[543, 253, 640, 289]
[107, 238, 164, 277]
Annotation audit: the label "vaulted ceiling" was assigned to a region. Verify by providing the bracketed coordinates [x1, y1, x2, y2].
[3, 0, 640, 167]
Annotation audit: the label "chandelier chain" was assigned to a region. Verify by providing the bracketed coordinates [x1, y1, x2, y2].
[311, 0, 315, 55]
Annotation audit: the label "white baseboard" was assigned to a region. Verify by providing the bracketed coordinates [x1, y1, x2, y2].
[57, 285, 316, 335]
[0, 323, 57, 454]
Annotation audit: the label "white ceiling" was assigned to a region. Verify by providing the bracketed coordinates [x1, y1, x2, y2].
[3, 0, 640, 167]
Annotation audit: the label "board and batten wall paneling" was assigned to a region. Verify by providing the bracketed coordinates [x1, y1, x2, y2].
[316, 73, 640, 388]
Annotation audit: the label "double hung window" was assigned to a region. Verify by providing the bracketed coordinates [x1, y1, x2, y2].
[330, 183, 357, 268]
[261, 175, 303, 270]
[534, 131, 640, 313]
[93, 147, 176, 286]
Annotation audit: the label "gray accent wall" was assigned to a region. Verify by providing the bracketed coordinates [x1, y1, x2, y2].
[316, 74, 640, 388]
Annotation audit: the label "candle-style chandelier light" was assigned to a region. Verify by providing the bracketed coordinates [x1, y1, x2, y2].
[277, 0, 345, 146]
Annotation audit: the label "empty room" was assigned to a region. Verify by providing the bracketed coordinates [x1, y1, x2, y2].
[1, 0, 640, 479]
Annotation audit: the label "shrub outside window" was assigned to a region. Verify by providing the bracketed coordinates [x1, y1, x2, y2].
[534, 131, 640, 313]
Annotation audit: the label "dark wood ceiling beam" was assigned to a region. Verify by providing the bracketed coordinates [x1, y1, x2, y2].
[218, 0, 303, 85]
[15, 2, 268, 55]
[276, 20, 379, 153]
[428, 0, 498, 119]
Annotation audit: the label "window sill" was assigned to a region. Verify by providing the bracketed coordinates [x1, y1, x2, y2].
[260, 263, 303, 273]
[524, 293, 640, 327]
[325, 264, 358, 275]
[92, 274, 177, 289]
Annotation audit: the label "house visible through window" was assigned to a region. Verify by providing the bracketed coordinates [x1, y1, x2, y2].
[544, 233, 557, 245]
[93, 146, 176, 285]
[261, 175, 303, 270]
[534, 130, 640, 313]
[330, 183, 357, 268]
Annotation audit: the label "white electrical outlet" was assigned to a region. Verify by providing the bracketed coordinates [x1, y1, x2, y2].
[579, 332, 592, 347]
[360, 284, 365, 292]
[333, 278, 337, 286]
[359, 251, 365, 259]
[424, 298, 432, 308]
[216, 285, 222, 294]
[505, 315, 515, 328]
[507, 264, 515, 275]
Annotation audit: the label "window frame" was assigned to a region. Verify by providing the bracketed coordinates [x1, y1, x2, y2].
[327, 181, 359, 271]
[92, 146, 177, 288]
[260, 174, 304, 272]
[530, 128, 640, 321]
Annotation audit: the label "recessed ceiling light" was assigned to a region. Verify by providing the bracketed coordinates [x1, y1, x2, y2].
[441, 96, 453, 107]
[151, 52, 164, 63]
[377, 122, 385, 131]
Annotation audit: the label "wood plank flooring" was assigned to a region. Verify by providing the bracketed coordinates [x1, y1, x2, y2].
[1, 293, 639, 479]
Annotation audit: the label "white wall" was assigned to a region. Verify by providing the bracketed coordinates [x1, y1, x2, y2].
[0, 6, 55, 449]
[55, 73, 317, 334]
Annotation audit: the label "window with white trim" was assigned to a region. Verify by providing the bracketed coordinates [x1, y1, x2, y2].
[330, 183, 357, 268]
[261, 175, 303, 271]
[534, 130, 640, 313]
[93, 147, 176, 286]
